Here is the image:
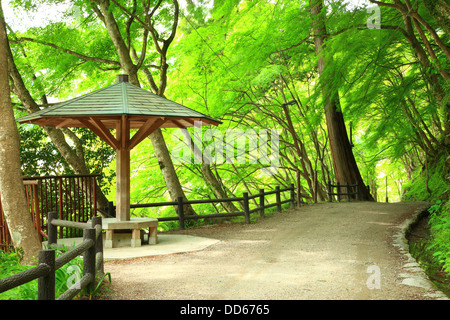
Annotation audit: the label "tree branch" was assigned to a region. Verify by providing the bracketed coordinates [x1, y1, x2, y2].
[368, 0, 400, 10]
[11, 37, 120, 66]
[126, 0, 138, 51]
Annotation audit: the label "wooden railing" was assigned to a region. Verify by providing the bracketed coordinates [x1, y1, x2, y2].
[23, 174, 100, 238]
[0, 174, 100, 252]
[0, 212, 104, 300]
[326, 181, 359, 202]
[108, 184, 296, 230]
[0, 180, 45, 252]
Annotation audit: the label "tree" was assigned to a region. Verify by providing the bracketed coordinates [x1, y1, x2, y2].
[169, 0, 333, 202]
[6, 33, 113, 215]
[368, 0, 449, 147]
[0, 1, 41, 265]
[7, 0, 197, 215]
[91, 0, 197, 215]
[309, 0, 373, 200]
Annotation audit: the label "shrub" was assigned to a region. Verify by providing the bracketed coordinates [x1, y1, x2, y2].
[0, 251, 37, 300]
[0, 245, 109, 300]
[427, 200, 450, 274]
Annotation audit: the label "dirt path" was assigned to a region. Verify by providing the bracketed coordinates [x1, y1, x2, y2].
[102, 202, 448, 300]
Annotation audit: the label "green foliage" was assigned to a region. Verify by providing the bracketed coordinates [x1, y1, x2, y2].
[0, 251, 37, 300]
[6, 0, 449, 226]
[402, 156, 449, 202]
[427, 200, 450, 274]
[0, 245, 110, 300]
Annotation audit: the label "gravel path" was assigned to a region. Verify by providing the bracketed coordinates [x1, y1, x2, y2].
[101, 201, 448, 300]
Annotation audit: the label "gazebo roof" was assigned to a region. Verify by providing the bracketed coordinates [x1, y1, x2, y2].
[16, 75, 222, 221]
[16, 77, 221, 129]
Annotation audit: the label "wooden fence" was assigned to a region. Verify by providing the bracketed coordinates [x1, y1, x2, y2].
[326, 181, 359, 202]
[0, 211, 104, 300]
[0, 180, 45, 252]
[0, 174, 99, 251]
[108, 184, 297, 230]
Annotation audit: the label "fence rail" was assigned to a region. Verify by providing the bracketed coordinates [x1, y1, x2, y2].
[0, 212, 104, 300]
[108, 184, 297, 230]
[326, 181, 359, 202]
[23, 174, 100, 239]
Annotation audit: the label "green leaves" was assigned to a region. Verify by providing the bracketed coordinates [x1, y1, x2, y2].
[7, 0, 449, 216]
[427, 200, 450, 274]
[0, 250, 38, 299]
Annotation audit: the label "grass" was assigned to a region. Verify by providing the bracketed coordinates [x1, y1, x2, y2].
[427, 200, 450, 275]
[0, 250, 38, 300]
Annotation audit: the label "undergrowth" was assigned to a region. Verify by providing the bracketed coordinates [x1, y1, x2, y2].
[0, 246, 111, 300]
[427, 200, 450, 274]
[403, 154, 450, 290]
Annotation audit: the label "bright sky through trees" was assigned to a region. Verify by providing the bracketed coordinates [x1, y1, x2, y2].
[4, 0, 372, 31]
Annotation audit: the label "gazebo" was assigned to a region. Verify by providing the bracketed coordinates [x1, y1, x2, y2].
[17, 74, 221, 247]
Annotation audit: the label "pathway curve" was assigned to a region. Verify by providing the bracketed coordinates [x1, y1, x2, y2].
[102, 201, 448, 300]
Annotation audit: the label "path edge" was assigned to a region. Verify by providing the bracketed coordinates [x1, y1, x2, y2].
[392, 203, 449, 300]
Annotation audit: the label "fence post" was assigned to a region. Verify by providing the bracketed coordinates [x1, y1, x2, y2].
[327, 180, 332, 202]
[38, 249, 55, 300]
[356, 184, 360, 200]
[177, 197, 185, 230]
[92, 177, 97, 216]
[345, 182, 350, 202]
[313, 171, 318, 203]
[337, 182, 341, 202]
[83, 228, 96, 295]
[243, 192, 250, 224]
[107, 201, 115, 218]
[91, 216, 104, 276]
[47, 211, 58, 247]
[290, 183, 296, 209]
[58, 177, 63, 224]
[259, 189, 265, 217]
[276, 186, 282, 213]
[385, 176, 388, 203]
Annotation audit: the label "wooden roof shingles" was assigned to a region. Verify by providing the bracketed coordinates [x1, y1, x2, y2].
[16, 81, 221, 128]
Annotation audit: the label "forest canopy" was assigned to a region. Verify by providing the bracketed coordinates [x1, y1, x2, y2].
[3, 0, 449, 216]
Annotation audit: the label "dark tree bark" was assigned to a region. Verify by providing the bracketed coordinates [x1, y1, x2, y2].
[309, 0, 374, 201]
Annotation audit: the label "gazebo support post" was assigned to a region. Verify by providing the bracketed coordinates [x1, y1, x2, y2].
[116, 115, 131, 221]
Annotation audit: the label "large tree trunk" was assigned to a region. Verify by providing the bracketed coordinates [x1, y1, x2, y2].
[309, 0, 373, 201]
[0, 5, 41, 264]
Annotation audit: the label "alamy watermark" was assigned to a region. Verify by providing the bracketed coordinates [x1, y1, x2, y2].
[66, 264, 82, 289]
[367, 6, 381, 29]
[366, 265, 381, 290]
[170, 121, 280, 176]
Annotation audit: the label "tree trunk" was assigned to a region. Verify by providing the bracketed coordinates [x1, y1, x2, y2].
[180, 128, 240, 212]
[370, 0, 449, 147]
[96, 0, 196, 216]
[150, 128, 196, 215]
[5, 33, 111, 215]
[0, 6, 41, 264]
[309, 0, 373, 201]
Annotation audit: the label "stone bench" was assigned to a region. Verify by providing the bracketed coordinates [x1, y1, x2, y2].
[102, 218, 158, 248]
